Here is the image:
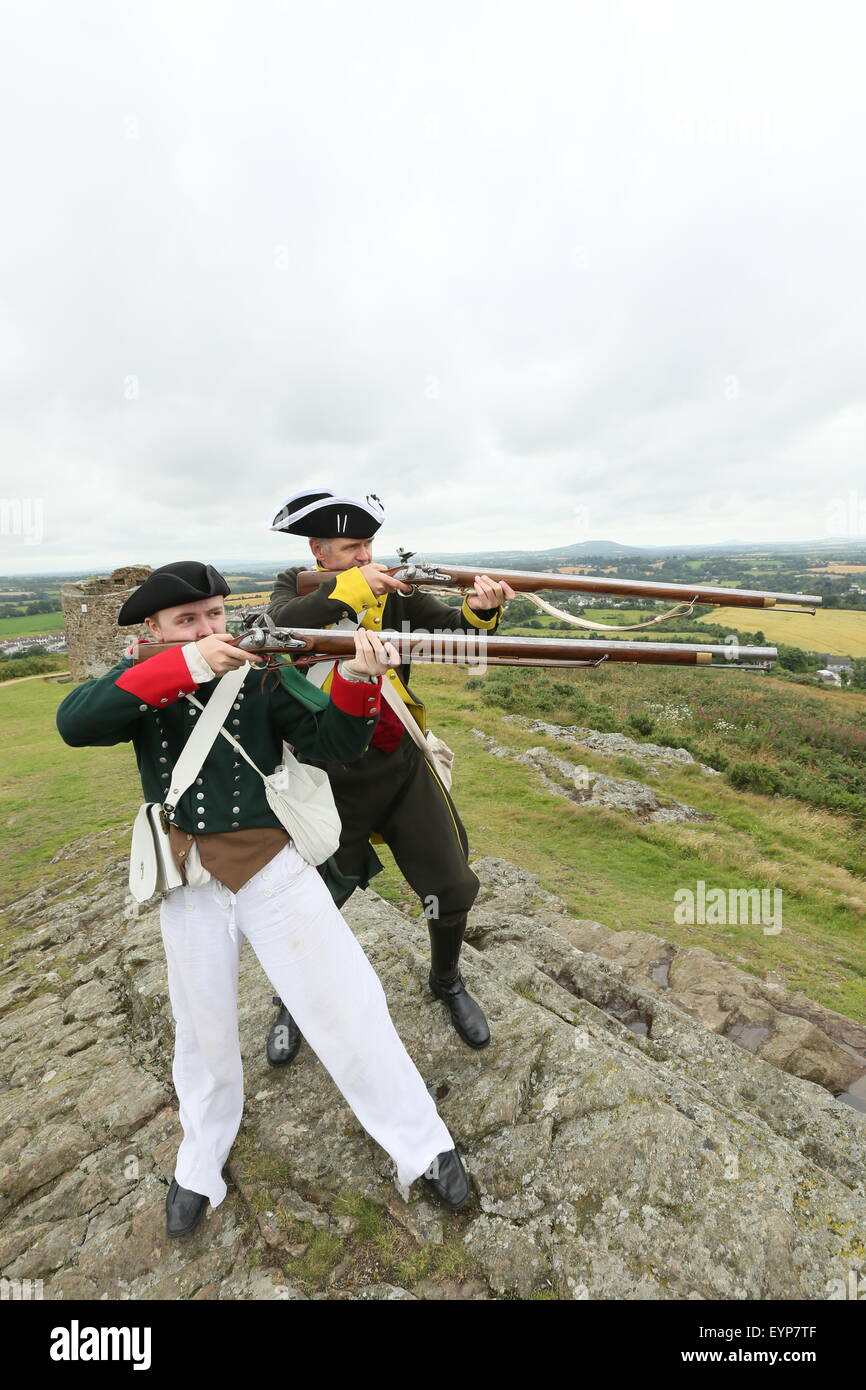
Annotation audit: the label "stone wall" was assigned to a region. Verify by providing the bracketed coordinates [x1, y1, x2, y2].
[60, 566, 152, 680]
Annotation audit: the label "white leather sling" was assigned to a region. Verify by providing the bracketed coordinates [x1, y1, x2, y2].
[128, 663, 250, 902]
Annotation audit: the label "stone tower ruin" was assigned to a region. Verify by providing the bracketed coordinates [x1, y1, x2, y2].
[60, 566, 153, 680]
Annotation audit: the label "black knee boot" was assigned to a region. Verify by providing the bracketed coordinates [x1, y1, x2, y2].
[266, 995, 302, 1066]
[428, 915, 490, 1049]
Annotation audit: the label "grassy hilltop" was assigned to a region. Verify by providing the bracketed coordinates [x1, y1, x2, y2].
[2, 662, 865, 1022]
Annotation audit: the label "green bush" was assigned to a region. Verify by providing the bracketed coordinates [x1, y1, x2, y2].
[654, 732, 686, 750]
[0, 655, 67, 682]
[702, 746, 730, 772]
[589, 709, 617, 732]
[627, 714, 655, 737]
[727, 762, 785, 796]
[617, 756, 644, 778]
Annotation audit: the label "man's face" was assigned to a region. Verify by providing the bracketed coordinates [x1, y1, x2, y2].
[145, 596, 226, 642]
[309, 536, 374, 571]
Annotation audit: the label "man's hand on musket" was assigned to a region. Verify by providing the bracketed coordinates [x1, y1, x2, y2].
[357, 562, 413, 597]
[344, 628, 401, 679]
[195, 634, 265, 675]
[466, 575, 517, 611]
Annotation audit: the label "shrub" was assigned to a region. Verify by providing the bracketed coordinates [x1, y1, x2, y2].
[617, 756, 644, 778]
[627, 714, 655, 737]
[588, 709, 617, 732]
[0, 655, 66, 681]
[701, 745, 730, 772]
[727, 762, 785, 796]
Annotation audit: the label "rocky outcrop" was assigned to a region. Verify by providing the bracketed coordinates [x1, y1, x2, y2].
[0, 847, 864, 1300]
[469, 859, 866, 1098]
[472, 731, 711, 823]
[514, 718, 723, 776]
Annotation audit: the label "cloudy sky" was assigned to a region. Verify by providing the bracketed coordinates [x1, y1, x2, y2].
[1, 0, 865, 574]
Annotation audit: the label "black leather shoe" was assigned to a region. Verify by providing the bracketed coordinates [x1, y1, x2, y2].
[166, 1178, 208, 1237]
[429, 971, 491, 1048]
[266, 995, 302, 1066]
[422, 1149, 470, 1210]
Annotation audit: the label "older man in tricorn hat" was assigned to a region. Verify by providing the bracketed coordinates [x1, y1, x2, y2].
[263, 490, 515, 1063]
[57, 560, 471, 1234]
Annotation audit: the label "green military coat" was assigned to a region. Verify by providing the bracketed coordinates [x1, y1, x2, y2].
[56, 644, 379, 836]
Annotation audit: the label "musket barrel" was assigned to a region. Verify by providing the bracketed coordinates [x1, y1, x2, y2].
[295, 566, 821, 609]
[130, 631, 778, 668]
[402, 567, 821, 609]
[238, 628, 777, 667]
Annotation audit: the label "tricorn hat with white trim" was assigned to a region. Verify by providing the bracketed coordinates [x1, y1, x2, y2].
[117, 561, 231, 626]
[269, 489, 385, 538]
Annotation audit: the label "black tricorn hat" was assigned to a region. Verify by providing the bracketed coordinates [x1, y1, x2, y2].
[117, 562, 231, 626]
[269, 488, 384, 538]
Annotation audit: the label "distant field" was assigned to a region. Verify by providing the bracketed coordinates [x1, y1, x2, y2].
[0, 612, 65, 639]
[711, 606, 866, 657]
[557, 565, 619, 575]
[225, 589, 273, 608]
[519, 605, 866, 656]
[808, 564, 866, 574]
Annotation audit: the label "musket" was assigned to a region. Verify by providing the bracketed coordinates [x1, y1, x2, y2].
[295, 549, 821, 613]
[132, 618, 778, 670]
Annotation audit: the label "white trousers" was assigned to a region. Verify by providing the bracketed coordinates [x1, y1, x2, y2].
[159, 843, 453, 1205]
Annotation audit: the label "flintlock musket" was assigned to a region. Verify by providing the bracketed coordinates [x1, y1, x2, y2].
[132, 615, 778, 671]
[295, 550, 821, 613]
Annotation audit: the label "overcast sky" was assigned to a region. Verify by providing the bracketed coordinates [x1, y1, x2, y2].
[1, 0, 865, 574]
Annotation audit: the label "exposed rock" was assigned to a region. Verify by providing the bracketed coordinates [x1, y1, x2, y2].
[0, 1124, 98, 1206]
[3, 1216, 88, 1279]
[1, 845, 864, 1302]
[512, 717, 722, 776]
[472, 733, 711, 823]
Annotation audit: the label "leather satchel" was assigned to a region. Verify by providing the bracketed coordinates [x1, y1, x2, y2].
[129, 802, 184, 902]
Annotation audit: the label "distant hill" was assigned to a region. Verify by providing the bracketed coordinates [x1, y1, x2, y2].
[539, 540, 645, 557]
[5, 537, 866, 581]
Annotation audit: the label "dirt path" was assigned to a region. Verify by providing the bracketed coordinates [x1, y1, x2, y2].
[0, 671, 70, 688]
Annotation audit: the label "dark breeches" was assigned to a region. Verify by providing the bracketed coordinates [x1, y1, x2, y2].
[327, 737, 480, 924]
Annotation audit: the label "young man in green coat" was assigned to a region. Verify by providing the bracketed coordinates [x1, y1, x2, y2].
[57, 560, 469, 1237]
[263, 490, 515, 1064]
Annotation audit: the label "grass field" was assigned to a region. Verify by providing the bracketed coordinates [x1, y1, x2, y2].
[5, 663, 864, 1022]
[0, 612, 65, 639]
[506, 605, 866, 656]
[0, 681, 139, 905]
[709, 606, 866, 657]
